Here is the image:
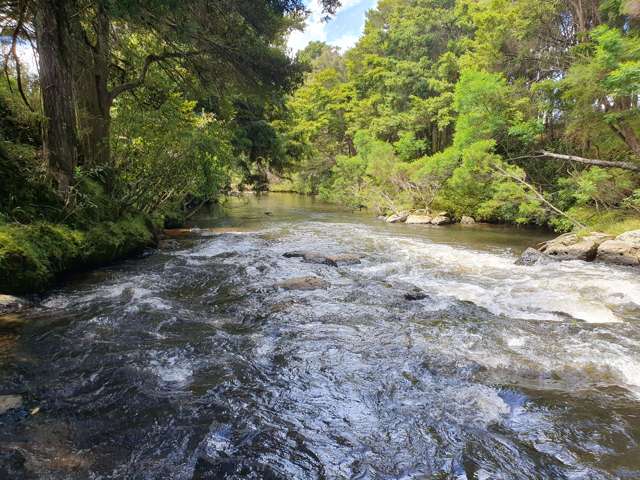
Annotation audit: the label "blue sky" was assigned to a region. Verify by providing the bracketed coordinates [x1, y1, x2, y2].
[288, 0, 378, 53]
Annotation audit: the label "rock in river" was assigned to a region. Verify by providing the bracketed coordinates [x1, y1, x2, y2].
[460, 215, 476, 225]
[277, 276, 329, 291]
[0, 295, 27, 315]
[301, 252, 330, 265]
[405, 214, 433, 225]
[540, 232, 613, 262]
[386, 213, 408, 223]
[515, 247, 550, 266]
[325, 254, 361, 266]
[430, 215, 451, 226]
[404, 288, 429, 301]
[596, 230, 640, 266]
[283, 251, 305, 258]
[0, 395, 22, 415]
[158, 239, 181, 250]
[284, 252, 362, 267]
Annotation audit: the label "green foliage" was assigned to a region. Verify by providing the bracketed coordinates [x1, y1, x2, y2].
[453, 70, 510, 148]
[111, 90, 232, 215]
[278, 0, 640, 232]
[394, 132, 428, 162]
[561, 24, 640, 158]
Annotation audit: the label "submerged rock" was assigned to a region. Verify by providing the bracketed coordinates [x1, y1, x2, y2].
[283, 251, 306, 258]
[540, 232, 613, 262]
[277, 276, 329, 291]
[460, 216, 476, 225]
[386, 213, 408, 223]
[302, 252, 330, 265]
[284, 251, 362, 267]
[404, 288, 429, 301]
[158, 239, 181, 250]
[0, 295, 27, 315]
[515, 247, 550, 266]
[0, 394, 22, 415]
[405, 214, 433, 225]
[325, 254, 361, 266]
[597, 230, 640, 266]
[0, 313, 27, 331]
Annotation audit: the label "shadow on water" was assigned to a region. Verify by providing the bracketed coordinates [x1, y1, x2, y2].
[1, 193, 639, 479]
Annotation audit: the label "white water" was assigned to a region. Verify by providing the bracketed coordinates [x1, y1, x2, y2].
[11, 194, 639, 479]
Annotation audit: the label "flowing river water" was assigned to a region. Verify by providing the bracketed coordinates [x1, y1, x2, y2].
[1, 193, 640, 479]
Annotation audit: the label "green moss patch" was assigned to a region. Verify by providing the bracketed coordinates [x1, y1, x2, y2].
[0, 216, 156, 294]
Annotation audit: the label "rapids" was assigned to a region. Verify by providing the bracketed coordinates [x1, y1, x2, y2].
[1, 193, 639, 479]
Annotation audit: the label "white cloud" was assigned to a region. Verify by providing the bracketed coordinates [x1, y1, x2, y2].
[330, 33, 360, 52]
[287, 0, 327, 54]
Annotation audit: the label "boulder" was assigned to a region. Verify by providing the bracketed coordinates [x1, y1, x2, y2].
[431, 215, 451, 226]
[277, 277, 329, 291]
[0, 295, 27, 315]
[460, 216, 476, 225]
[0, 395, 22, 415]
[596, 230, 640, 266]
[540, 232, 613, 262]
[617, 229, 640, 244]
[405, 214, 433, 225]
[386, 213, 408, 223]
[515, 247, 550, 266]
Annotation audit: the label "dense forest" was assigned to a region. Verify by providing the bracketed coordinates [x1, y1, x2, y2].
[0, 0, 639, 291]
[276, 0, 640, 233]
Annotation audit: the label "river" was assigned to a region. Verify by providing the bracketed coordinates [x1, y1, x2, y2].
[1, 193, 639, 479]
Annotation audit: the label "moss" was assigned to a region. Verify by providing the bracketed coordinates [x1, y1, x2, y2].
[0, 216, 156, 294]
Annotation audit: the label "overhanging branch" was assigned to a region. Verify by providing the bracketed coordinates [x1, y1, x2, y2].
[108, 50, 201, 101]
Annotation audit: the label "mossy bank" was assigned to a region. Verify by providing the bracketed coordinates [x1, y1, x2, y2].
[0, 216, 156, 294]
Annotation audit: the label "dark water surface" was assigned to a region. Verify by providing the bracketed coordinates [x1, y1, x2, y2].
[1, 193, 640, 479]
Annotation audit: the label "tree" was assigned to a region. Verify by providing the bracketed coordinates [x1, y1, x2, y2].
[1, 0, 342, 191]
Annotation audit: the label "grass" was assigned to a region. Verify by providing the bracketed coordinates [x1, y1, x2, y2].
[570, 207, 640, 237]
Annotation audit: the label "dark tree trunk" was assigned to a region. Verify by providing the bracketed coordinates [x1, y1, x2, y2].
[34, 0, 78, 193]
[70, 3, 112, 171]
[34, 0, 115, 193]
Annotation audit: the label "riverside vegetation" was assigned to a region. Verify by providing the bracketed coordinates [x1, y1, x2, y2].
[0, 0, 340, 293]
[1, 0, 639, 295]
[273, 0, 640, 237]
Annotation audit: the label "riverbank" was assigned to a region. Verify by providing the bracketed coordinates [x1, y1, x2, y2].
[0, 216, 156, 294]
[375, 207, 640, 268]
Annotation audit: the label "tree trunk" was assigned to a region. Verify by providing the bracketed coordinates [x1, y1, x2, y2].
[34, 0, 78, 193]
[69, 3, 112, 171]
